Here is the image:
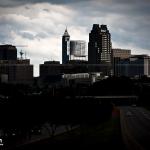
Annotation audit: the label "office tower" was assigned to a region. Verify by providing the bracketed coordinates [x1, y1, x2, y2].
[70, 40, 86, 60]
[114, 55, 150, 77]
[62, 28, 70, 64]
[130, 55, 150, 77]
[111, 48, 131, 76]
[88, 24, 112, 64]
[0, 45, 17, 60]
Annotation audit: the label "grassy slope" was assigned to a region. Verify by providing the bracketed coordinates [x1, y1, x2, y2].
[15, 107, 125, 150]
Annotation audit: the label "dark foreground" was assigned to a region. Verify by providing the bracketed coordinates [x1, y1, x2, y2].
[10, 108, 125, 150]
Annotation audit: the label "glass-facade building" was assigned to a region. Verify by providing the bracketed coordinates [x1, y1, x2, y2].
[70, 40, 86, 60]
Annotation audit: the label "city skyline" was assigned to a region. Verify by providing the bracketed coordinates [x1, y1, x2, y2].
[0, 0, 150, 76]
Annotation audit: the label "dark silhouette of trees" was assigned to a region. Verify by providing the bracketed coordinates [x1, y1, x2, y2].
[89, 76, 135, 96]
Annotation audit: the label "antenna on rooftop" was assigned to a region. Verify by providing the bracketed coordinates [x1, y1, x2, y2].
[25, 51, 27, 59]
[20, 50, 24, 60]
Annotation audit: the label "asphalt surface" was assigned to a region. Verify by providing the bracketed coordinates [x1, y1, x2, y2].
[120, 106, 150, 150]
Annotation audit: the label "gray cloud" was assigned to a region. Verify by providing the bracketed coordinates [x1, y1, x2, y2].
[69, 0, 150, 51]
[0, 0, 92, 7]
[20, 31, 35, 40]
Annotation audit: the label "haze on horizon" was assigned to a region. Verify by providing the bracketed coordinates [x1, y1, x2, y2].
[0, 0, 150, 76]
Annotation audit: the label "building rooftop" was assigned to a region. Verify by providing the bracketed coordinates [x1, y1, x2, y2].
[131, 54, 149, 58]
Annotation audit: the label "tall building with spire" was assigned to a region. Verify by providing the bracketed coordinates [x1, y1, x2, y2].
[62, 28, 70, 64]
[88, 24, 112, 64]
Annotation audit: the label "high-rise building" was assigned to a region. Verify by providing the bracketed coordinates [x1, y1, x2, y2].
[62, 28, 70, 64]
[88, 24, 112, 64]
[0, 45, 17, 60]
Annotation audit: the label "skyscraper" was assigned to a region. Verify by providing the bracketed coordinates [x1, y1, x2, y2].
[88, 24, 112, 64]
[62, 28, 70, 64]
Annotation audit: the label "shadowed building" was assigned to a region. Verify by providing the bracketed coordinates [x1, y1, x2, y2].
[0, 45, 33, 84]
[0, 45, 17, 60]
[115, 55, 150, 77]
[112, 48, 131, 59]
[111, 48, 131, 76]
[40, 61, 111, 85]
[88, 24, 112, 64]
[40, 62, 111, 76]
[0, 63, 33, 84]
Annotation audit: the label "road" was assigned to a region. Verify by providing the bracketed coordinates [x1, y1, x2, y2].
[120, 106, 150, 150]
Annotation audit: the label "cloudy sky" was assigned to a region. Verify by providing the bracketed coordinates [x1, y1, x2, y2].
[0, 0, 150, 76]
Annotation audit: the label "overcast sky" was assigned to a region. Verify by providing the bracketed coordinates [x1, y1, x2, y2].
[0, 0, 150, 76]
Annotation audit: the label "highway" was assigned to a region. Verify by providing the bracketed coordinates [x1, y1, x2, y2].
[120, 106, 150, 150]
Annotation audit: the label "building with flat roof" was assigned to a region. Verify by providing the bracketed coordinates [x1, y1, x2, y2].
[0, 45, 17, 60]
[0, 45, 33, 84]
[112, 48, 131, 59]
[0, 64, 33, 84]
[70, 40, 86, 61]
[114, 55, 150, 77]
[112, 48, 131, 76]
[40, 63, 111, 82]
[40, 62, 111, 86]
[44, 61, 60, 64]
